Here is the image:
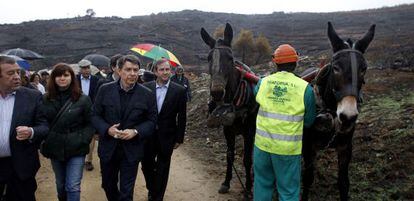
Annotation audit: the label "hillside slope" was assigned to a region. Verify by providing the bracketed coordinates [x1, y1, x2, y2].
[0, 4, 413, 70]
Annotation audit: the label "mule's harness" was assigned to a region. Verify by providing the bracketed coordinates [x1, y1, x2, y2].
[331, 49, 364, 101]
[209, 46, 255, 110]
[314, 49, 365, 148]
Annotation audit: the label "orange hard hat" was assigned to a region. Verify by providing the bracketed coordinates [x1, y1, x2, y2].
[272, 44, 298, 64]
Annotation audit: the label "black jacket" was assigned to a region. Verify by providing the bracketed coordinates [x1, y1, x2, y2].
[40, 93, 95, 161]
[170, 74, 191, 101]
[91, 81, 157, 163]
[144, 81, 187, 152]
[76, 74, 99, 103]
[7, 87, 49, 180]
[96, 72, 117, 91]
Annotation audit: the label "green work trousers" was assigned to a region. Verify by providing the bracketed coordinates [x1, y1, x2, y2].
[253, 145, 301, 201]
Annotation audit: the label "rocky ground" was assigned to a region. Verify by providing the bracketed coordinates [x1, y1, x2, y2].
[36, 67, 413, 201]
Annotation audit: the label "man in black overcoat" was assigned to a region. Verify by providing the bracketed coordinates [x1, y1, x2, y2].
[91, 55, 157, 201]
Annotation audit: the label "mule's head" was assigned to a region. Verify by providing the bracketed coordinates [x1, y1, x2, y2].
[327, 22, 375, 132]
[201, 23, 238, 103]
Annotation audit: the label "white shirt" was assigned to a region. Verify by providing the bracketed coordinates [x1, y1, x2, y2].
[35, 83, 46, 94]
[156, 80, 170, 113]
[0, 92, 16, 157]
[81, 75, 91, 96]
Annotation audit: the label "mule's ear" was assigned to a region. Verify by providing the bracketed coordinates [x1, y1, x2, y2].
[201, 27, 216, 49]
[354, 24, 376, 53]
[328, 22, 346, 53]
[223, 23, 233, 47]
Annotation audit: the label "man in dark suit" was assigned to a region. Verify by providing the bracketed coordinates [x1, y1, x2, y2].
[96, 54, 122, 90]
[77, 59, 100, 171]
[0, 56, 48, 201]
[77, 59, 99, 102]
[142, 58, 187, 201]
[91, 55, 157, 201]
[170, 65, 191, 102]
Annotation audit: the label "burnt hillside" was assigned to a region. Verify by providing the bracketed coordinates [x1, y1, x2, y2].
[0, 4, 413, 70]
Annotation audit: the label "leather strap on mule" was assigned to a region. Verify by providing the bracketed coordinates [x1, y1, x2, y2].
[233, 78, 255, 108]
[234, 81, 245, 107]
[331, 49, 363, 100]
[232, 60, 255, 108]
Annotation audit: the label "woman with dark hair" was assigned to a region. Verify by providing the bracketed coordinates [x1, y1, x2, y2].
[40, 63, 95, 201]
[30, 72, 46, 94]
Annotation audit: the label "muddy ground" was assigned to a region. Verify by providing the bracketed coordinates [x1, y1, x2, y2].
[36, 68, 413, 201]
[36, 144, 241, 201]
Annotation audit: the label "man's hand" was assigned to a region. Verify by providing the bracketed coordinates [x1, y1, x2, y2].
[173, 143, 181, 149]
[120, 129, 138, 140]
[108, 123, 124, 139]
[16, 126, 33, 140]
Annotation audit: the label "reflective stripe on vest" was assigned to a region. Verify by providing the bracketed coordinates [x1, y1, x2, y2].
[256, 128, 302, 141]
[255, 71, 308, 155]
[258, 109, 303, 122]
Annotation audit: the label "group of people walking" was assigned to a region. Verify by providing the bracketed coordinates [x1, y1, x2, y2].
[2, 43, 315, 201]
[0, 54, 189, 201]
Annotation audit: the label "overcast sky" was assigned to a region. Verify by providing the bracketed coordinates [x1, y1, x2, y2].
[1, 0, 413, 24]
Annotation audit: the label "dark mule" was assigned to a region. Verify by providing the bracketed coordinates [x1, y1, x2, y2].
[200, 23, 257, 198]
[302, 22, 375, 201]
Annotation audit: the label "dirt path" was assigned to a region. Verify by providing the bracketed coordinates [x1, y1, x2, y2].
[35, 143, 243, 201]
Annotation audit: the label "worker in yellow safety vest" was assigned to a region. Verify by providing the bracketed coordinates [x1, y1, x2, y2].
[253, 44, 316, 201]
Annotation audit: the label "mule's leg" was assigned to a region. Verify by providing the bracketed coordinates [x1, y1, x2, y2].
[219, 126, 235, 194]
[242, 127, 254, 197]
[302, 135, 317, 201]
[336, 142, 352, 201]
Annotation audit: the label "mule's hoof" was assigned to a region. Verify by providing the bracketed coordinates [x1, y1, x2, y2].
[218, 184, 230, 194]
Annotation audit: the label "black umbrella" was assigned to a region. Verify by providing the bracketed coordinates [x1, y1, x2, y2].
[1, 48, 44, 60]
[0, 54, 31, 70]
[83, 54, 110, 68]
